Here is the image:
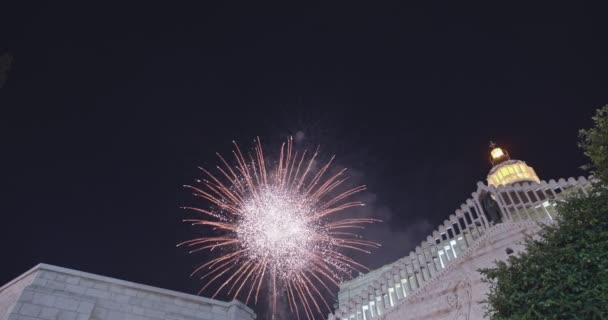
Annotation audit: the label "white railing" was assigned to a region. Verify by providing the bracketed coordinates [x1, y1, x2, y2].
[328, 177, 592, 320]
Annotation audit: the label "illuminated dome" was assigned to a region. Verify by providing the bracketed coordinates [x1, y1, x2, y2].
[487, 144, 540, 187]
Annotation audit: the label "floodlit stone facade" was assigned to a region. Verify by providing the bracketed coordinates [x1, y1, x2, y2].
[381, 221, 540, 320]
[0, 264, 256, 320]
[328, 177, 592, 320]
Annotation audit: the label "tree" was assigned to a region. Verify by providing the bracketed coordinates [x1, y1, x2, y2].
[479, 106, 608, 320]
[579, 105, 608, 185]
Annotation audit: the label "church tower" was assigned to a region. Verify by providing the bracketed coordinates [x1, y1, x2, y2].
[486, 142, 540, 187]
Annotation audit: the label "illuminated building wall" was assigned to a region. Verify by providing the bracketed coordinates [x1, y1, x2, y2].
[327, 145, 591, 320]
[328, 177, 592, 320]
[487, 160, 540, 187]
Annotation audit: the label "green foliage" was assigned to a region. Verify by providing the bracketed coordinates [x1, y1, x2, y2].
[480, 106, 608, 319]
[480, 191, 608, 319]
[579, 105, 608, 184]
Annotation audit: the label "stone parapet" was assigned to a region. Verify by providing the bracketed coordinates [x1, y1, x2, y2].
[0, 264, 256, 320]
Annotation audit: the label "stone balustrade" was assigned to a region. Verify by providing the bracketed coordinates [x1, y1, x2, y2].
[329, 176, 592, 320]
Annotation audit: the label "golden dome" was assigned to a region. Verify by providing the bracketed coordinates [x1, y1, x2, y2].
[487, 144, 540, 187]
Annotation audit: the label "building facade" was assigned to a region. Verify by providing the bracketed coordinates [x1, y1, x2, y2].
[0, 264, 256, 320]
[328, 147, 593, 320]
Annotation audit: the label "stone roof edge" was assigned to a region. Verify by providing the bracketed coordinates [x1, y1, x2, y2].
[338, 175, 590, 291]
[0, 263, 255, 316]
[0, 263, 41, 294]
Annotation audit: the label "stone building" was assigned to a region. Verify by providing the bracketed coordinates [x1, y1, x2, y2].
[0, 264, 256, 320]
[328, 146, 593, 320]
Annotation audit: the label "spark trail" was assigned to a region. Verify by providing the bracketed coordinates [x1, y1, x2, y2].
[180, 138, 380, 319]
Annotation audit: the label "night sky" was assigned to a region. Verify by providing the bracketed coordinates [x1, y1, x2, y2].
[2, 2, 607, 318]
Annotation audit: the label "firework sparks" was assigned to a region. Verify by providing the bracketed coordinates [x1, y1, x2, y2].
[179, 138, 380, 320]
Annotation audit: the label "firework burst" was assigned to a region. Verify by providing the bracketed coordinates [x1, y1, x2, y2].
[179, 138, 380, 320]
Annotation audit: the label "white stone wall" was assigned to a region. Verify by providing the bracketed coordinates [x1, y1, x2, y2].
[381, 222, 541, 320]
[0, 264, 256, 320]
[329, 177, 592, 319]
[0, 272, 36, 320]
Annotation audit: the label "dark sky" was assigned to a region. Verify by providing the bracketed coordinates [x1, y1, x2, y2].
[1, 2, 607, 318]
